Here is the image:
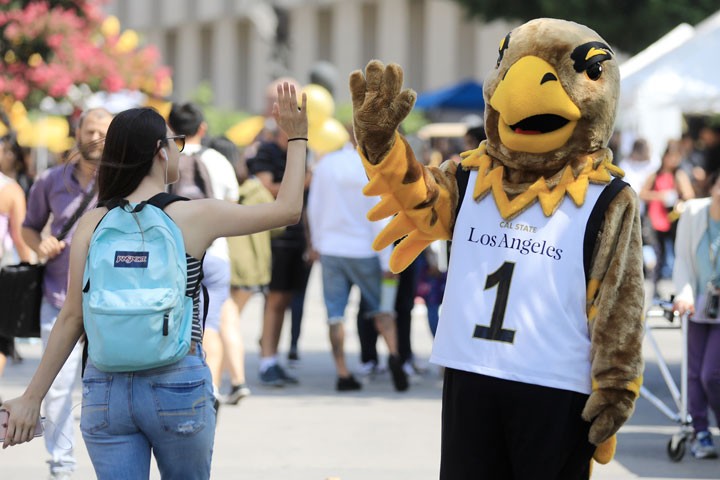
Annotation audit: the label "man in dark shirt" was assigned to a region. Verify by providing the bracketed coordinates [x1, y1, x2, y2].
[247, 126, 311, 386]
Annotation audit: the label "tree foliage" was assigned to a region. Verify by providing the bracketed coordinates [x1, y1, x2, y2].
[452, 0, 718, 53]
[0, 0, 171, 108]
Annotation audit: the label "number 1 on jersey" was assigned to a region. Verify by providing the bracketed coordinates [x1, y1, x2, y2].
[474, 261, 516, 343]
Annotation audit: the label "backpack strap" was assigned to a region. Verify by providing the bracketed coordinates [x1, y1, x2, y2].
[455, 165, 471, 220]
[583, 177, 629, 281]
[145, 192, 189, 211]
[448, 166, 471, 262]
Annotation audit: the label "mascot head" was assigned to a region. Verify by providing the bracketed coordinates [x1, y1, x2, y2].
[483, 18, 619, 176]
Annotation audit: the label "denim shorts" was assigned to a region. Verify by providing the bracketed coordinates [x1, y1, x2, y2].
[320, 254, 381, 324]
[81, 347, 216, 479]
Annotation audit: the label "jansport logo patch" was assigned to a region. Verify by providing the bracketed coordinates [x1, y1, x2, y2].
[114, 251, 149, 268]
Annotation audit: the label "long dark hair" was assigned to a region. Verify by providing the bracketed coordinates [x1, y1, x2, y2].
[97, 108, 168, 203]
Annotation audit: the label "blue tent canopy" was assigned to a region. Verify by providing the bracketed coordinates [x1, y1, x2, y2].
[415, 79, 485, 111]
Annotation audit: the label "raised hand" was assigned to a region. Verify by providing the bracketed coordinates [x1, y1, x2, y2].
[272, 82, 308, 141]
[349, 60, 416, 164]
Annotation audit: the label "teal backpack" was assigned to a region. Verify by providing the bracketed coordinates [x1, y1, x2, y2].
[82, 193, 194, 372]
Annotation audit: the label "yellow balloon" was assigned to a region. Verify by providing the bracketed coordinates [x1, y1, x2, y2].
[308, 118, 349, 155]
[145, 96, 172, 120]
[226, 115, 266, 147]
[19, 116, 71, 153]
[302, 84, 334, 126]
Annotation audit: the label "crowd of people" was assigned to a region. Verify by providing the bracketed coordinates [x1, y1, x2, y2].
[1, 70, 719, 475]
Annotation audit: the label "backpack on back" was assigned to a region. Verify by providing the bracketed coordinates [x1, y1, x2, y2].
[82, 193, 194, 372]
[169, 148, 214, 200]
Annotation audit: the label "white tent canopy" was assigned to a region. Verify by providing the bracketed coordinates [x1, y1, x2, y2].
[618, 9, 720, 159]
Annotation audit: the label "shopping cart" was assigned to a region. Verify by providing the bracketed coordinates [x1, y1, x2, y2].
[640, 298, 693, 461]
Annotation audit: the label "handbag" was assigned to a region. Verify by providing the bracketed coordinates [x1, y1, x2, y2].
[0, 184, 96, 338]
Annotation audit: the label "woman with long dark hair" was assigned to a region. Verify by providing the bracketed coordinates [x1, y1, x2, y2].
[640, 140, 695, 294]
[0, 83, 307, 479]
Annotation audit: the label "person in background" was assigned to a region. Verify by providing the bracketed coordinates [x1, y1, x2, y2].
[0, 160, 33, 395]
[168, 103, 240, 407]
[206, 135, 273, 404]
[640, 140, 695, 296]
[0, 134, 33, 196]
[463, 125, 486, 152]
[20, 107, 113, 479]
[247, 77, 311, 387]
[678, 132, 708, 197]
[307, 134, 408, 392]
[700, 122, 720, 179]
[672, 169, 720, 460]
[619, 138, 657, 199]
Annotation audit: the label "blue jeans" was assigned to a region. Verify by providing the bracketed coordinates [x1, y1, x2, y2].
[320, 255, 381, 324]
[81, 347, 216, 479]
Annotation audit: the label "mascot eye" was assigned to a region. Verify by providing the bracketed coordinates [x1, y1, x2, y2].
[586, 62, 603, 81]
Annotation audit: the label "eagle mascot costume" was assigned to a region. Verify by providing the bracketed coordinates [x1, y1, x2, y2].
[350, 18, 644, 479]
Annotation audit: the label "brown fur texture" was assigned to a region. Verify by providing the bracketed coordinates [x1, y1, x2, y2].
[583, 186, 645, 444]
[349, 61, 415, 163]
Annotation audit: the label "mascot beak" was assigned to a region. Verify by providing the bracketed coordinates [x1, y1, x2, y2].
[490, 56, 581, 154]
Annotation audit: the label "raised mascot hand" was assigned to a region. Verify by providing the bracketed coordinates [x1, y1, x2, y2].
[349, 60, 416, 164]
[581, 388, 636, 445]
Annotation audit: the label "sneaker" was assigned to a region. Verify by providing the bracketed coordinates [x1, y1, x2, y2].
[224, 383, 251, 405]
[259, 364, 286, 387]
[388, 355, 409, 392]
[691, 431, 719, 459]
[336, 375, 362, 392]
[287, 349, 300, 367]
[275, 364, 299, 385]
[403, 360, 422, 384]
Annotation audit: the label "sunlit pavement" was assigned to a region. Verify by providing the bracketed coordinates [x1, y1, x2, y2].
[1, 271, 718, 479]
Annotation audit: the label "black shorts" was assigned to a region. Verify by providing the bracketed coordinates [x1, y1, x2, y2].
[440, 368, 596, 480]
[269, 246, 311, 292]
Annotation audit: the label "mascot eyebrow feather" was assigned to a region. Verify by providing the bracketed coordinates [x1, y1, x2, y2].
[571, 41, 614, 73]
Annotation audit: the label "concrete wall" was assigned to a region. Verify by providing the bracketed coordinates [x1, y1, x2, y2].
[105, 0, 517, 114]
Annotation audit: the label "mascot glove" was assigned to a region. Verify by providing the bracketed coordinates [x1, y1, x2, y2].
[582, 388, 635, 445]
[349, 60, 416, 164]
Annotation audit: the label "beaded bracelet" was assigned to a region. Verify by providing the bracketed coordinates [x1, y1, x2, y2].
[288, 137, 308, 142]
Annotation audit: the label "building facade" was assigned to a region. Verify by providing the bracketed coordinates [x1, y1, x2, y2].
[105, 0, 515, 114]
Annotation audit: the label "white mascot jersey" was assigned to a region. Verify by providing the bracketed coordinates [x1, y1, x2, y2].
[430, 170, 609, 394]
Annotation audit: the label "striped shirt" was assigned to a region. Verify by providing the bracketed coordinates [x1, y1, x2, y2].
[186, 254, 204, 343]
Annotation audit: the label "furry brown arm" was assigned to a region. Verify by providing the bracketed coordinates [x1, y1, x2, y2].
[581, 186, 645, 445]
[351, 60, 459, 272]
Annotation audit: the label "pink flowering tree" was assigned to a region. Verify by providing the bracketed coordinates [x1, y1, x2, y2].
[0, 0, 171, 109]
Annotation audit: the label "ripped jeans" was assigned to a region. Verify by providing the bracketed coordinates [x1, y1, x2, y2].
[81, 346, 216, 479]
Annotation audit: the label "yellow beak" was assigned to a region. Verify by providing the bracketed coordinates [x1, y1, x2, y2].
[490, 56, 581, 153]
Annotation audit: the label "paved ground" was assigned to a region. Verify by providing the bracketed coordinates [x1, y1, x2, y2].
[1, 271, 719, 479]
